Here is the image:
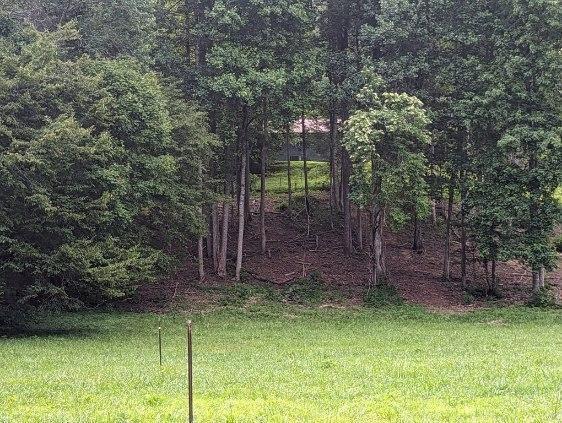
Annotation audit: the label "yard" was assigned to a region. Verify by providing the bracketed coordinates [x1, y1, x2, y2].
[1, 306, 560, 422]
[251, 161, 331, 195]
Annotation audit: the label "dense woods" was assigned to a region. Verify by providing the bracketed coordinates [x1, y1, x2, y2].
[1, 0, 560, 324]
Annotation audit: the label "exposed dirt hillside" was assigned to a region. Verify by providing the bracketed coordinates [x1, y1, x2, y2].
[131, 195, 561, 312]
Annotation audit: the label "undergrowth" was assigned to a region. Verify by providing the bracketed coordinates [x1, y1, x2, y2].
[527, 285, 559, 308]
[283, 271, 325, 305]
[363, 282, 404, 307]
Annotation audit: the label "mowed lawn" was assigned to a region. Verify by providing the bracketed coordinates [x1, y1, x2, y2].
[251, 160, 330, 195]
[1, 306, 561, 422]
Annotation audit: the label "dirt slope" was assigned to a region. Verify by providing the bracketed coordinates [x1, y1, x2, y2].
[132, 196, 561, 312]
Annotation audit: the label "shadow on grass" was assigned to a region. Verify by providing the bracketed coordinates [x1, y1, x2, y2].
[0, 323, 101, 339]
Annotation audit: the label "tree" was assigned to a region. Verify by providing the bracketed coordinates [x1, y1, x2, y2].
[0, 25, 213, 323]
[4, 0, 156, 61]
[200, 0, 316, 280]
[344, 74, 431, 285]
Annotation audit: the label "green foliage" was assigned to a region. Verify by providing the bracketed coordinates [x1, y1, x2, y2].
[283, 271, 324, 304]
[0, 27, 213, 320]
[4, 0, 155, 61]
[344, 86, 431, 229]
[219, 282, 281, 307]
[364, 283, 404, 307]
[554, 186, 562, 205]
[462, 291, 476, 305]
[527, 287, 558, 308]
[552, 234, 562, 253]
[366, 0, 561, 280]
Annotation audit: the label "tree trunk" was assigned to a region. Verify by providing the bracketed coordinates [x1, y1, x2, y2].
[431, 199, 437, 226]
[539, 267, 546, 289]
[197, 164, 205, 281]
[211, 203, 219, 271]
[197, 237, 204, 282]
[412, 210, 423, 253]
[459, 165, 468, 288]
[301, 113, 310, 222]
[342, 148, 352, 254]
[205, 209, 212, 258]
[490, 259, 497, 295]
[429, 142, 437, 226]
[484, 260, 490, 292]
[443, 172, 455, 281]
[217, 202, 230, 278]
[235, 108, 249, 282]
[371, 203, 385, 285]
[286, 125, 292, 215]
[244, 150, 251, 224]
[528, 153, 543, 293]
[357, 206, 363, 252]
[260, 104, 268, 254]
[329, 111, 340, 217]
[532, 270, 541, 294]
[371, 156, 385, 284]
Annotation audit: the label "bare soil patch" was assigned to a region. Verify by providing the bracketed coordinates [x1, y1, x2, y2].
[127, 195, 561, 312]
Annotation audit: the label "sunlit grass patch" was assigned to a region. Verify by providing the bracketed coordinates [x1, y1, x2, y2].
[252, 160, 330, 195]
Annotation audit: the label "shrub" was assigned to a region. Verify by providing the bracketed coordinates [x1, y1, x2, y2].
[528, 286, 558, 308]
[0, 27, 213, 323]
[283, 271, 324, 304]
[364, 283, 404, 307]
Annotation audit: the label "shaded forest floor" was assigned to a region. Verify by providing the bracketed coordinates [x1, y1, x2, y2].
[130, 192, 561, 313]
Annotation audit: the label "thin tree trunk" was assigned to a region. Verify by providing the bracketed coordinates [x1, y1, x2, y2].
[431, 199, 437, 226]
[260, 102, 268, 254]
[443, 172, 455, 281]
[539, 267, 546, 289]
[460, 181, 467, 289]
[372, 204, 385, 285]
[490, 259, 497, 295]
[484, 260, 490, 293]
[244, 150, 250, 224]
[459, 128, 469, 288]
[235, 108, 249, 281]
[301, 113, 310, 228]
[413, 210, 423, 253]
[532, 270, 541, 293]
[212, 203, 219, 271]
[329, 111, 340, 218]
[197, 165, 204, 281]
[529, 154, 542, 293]
[197, 237, 204, 281]
[286, 125, 292, 215]
[357, 206, 363, 252]
[342, 148, 352, 254]
[430, 143, 437, 226]
[371, 155, 385, 284]
[217, 202, 230, 278]
[205, 209, 212, 258]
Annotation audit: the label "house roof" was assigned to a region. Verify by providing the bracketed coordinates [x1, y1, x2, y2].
[291, 118, 332, 134]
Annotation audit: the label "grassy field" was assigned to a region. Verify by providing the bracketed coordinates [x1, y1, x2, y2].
[252, 160, 330, 195]
[1, 305, 561, 422]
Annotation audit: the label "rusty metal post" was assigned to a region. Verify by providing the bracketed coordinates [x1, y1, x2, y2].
[158, 326, 162, 366]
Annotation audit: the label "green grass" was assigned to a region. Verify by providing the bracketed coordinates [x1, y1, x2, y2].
[252, 160, 330, 195]
[1, 306, 561, 422]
